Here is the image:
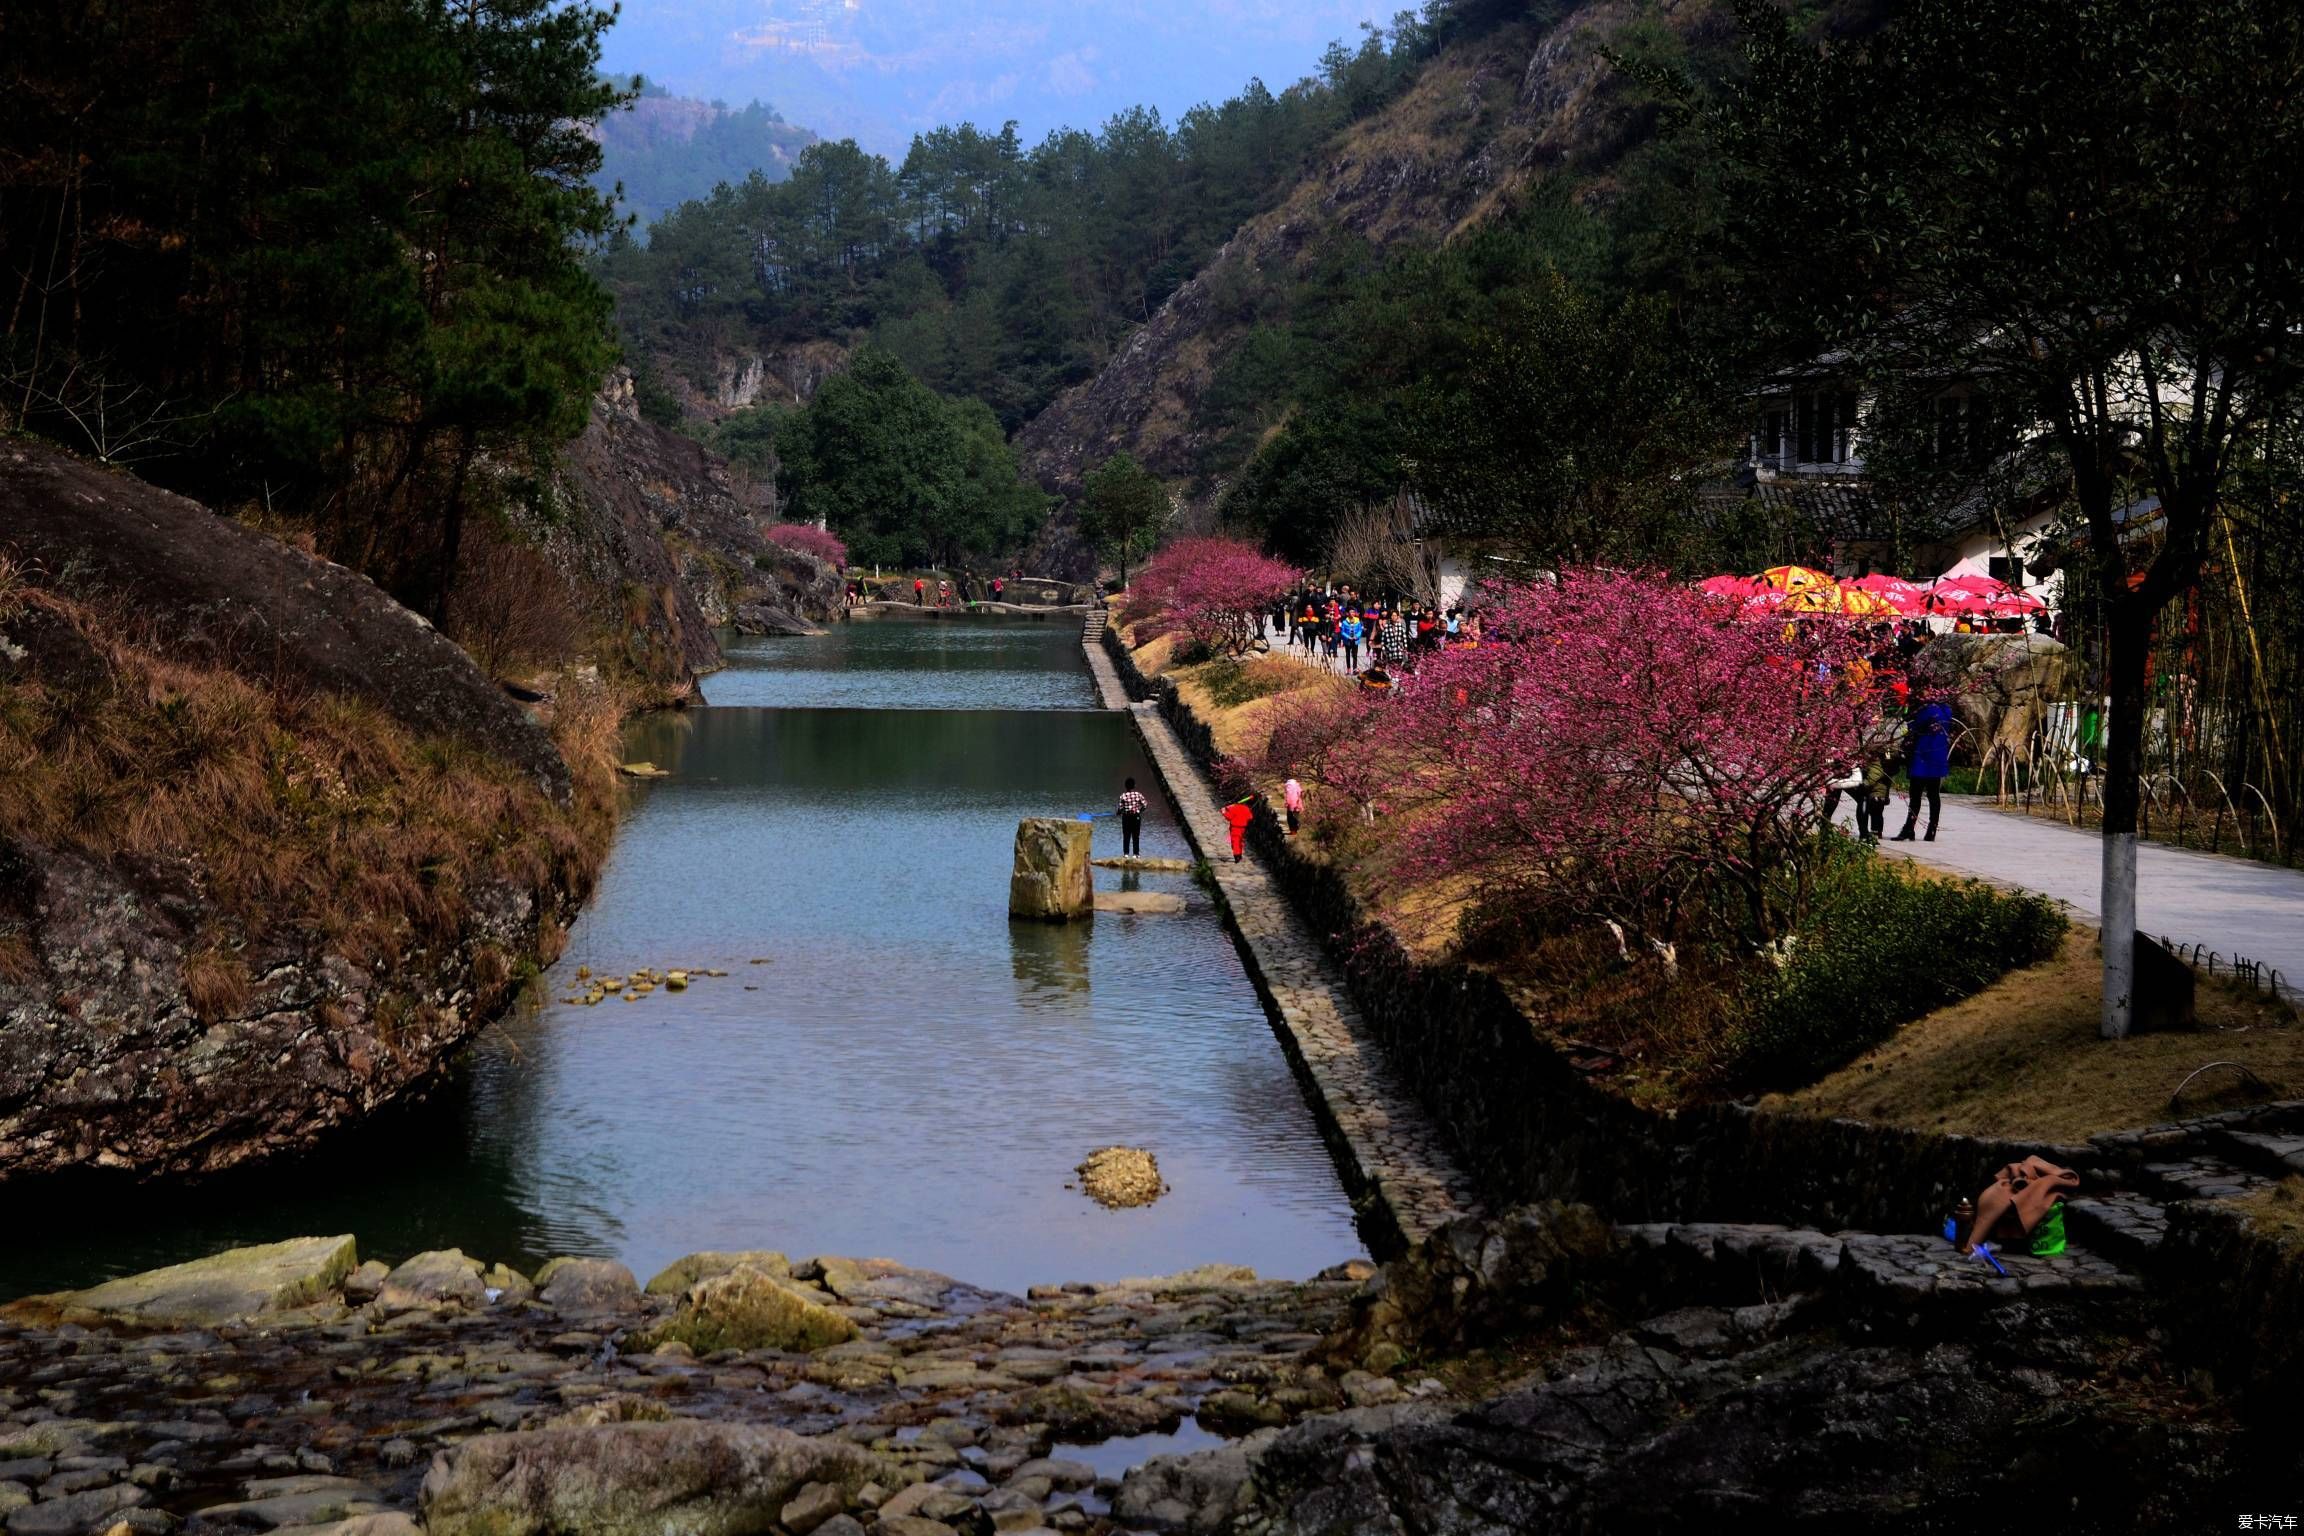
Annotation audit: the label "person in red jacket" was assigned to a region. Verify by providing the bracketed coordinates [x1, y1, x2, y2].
[1221, 798, 1255, 863]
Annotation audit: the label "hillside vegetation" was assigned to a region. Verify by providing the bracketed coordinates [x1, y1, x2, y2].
[595, 81, 818, 228]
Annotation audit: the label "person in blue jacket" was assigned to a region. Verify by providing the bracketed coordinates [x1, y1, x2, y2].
[1892, 693, 1957, 841]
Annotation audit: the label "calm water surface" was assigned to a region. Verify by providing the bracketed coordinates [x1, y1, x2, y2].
[2, 623, 1363, 1298]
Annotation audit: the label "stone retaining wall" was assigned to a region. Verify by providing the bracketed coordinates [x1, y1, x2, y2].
[1103, 627, 2304, 1396]
[1094, 626, 1481, 1253]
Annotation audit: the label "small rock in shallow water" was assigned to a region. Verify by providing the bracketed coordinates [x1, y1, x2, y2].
[1076, 1147, 1165, 1209]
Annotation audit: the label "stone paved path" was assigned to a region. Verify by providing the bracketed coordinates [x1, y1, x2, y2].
[1081, 607, 1130, 709]
[1849, 795, 2304, 998]
[1118, 693, 1484, 1246]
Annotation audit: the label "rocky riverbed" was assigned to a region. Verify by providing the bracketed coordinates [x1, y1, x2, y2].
[2, 1199, 2291, 1535]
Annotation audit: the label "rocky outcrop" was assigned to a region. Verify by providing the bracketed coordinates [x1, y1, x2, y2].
[0, 438, 566, 798]
[0, 1213, 2287, 1534]
[1226, 1332, 2233, 1534]
[693, 339, 851, 418]
[643, 1249, 793, 1295]
[1325, 1201, 1615, 1371]
[1076, 1146, 1166, 1209]
[0, 443, 601, 1184]
[543, 372, 844, 697]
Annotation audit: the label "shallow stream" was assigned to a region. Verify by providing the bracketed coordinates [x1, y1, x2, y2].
[3, 621, 1363, 1298]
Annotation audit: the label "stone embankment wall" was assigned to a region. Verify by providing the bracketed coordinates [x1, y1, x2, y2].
[1103, 626, 2304, 1398]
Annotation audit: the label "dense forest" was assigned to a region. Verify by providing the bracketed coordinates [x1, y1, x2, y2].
[595, 0, 1533, 435]
[1, 0, 626, 619]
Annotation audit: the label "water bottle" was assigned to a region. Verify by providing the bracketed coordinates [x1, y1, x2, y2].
[1941, 1196, 1975, 1248]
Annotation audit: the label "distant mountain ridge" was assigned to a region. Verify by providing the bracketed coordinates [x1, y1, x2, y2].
[594, 83, 819, 229]
[1013, 1, 1687, 516]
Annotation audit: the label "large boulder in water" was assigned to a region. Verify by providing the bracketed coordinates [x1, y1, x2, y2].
[1010, 816, 1094, 921]
[420, 1421, 884, 1536]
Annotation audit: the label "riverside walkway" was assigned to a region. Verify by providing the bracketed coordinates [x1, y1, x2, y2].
[1083, 622, 1482, 1246]
[1863, 796, 2304, 998]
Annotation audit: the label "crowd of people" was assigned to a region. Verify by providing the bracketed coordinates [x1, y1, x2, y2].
[1248, 585, 1977, 847]
[1264, 586, 1483, 690]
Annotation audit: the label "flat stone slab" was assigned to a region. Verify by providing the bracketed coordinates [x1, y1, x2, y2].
[1094, 891, 1186, 914]
[9, 1235, 357, 1326]
[188, 1476, 391, 1532]
[1837, 1231, 2142, 1304]
[1092, 857, 1192, 873]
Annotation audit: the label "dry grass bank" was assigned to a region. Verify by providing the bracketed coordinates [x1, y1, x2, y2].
[1766, 930, 2303, 1140]
[0, 562, 620, 1004]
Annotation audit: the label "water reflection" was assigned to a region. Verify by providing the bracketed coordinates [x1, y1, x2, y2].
[703, 622, 1097, 711]
[1010, 918, 1093, 1007]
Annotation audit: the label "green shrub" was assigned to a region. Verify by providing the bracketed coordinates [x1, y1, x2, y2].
[1728, 843, 2067, 1087]
[1171, 637, 1214, 666]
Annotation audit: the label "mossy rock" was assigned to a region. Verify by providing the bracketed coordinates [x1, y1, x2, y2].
[644, 1250, 790, 1297]
[7, 1235, 358, 1326]
[645, 1267, 859, 1354]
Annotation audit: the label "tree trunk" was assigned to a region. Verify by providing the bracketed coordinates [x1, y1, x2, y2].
[429, 431, 475, 627]
[2098, 605, 2152, 1038]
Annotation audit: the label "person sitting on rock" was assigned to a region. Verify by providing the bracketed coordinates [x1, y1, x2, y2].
[1961, 1156, 2079, 1257]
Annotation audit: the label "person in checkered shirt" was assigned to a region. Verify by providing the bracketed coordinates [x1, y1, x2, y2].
[1118, 778, 1148, 856]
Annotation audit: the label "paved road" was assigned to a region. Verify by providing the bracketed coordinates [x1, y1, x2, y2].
[1847, 795, 2304, 997]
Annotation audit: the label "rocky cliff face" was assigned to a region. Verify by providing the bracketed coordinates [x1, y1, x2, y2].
[692, 339, 851, 419]
[543, 373, 844, 699]
[0, 437, 609, 1183]
[1014, 2, 1709, 573]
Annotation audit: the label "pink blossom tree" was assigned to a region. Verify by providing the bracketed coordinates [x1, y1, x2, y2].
[765, 523, 848, 568]
[1121, 536, 1300, 659]
[1298, 570, 1885, 953]
[1257, 684, 1394, 825]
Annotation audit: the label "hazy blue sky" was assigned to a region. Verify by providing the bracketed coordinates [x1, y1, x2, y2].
[599, 0, 1404, 154]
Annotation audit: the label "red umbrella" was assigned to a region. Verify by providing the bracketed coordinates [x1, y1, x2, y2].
[1926, 576, 2047, 617]
[1923, 582, 1999, 616]
[1695, 574, 1789, 618]
[1846, 574, 1929, 615]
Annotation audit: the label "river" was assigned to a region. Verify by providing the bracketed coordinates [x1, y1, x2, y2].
[1, 620, 1364, 1298]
